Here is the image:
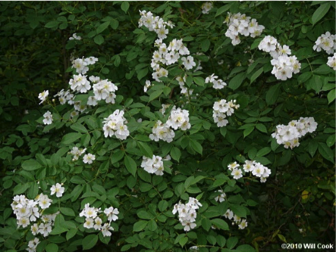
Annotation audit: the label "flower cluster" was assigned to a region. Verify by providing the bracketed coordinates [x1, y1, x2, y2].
[79, 203, 119, 237]
[72, 57, 98, 75]
[228, 160, 271, 183]
[141, 155, 165, 176]
[150, 38, 193, 82]
[102, 109, 129, 140]
[201, 2, 213, 14]
[313, 32, 336, 70]
[166, 106, 191, 130]
[138, 10, 174, 40]
[92, 79, 118, 104]
[258, 35, 301, 80]
[224, 12, 265, 45]
[271, 117, 318, 149]
[150, 106, 190, 142]
[313, 32, 335, 55]
[213, 99, 239, 127]
[149, 120, 175, 143]
[11, 192, 61, 241]
[205, 73, 227, 89]
[54, 89, 75, 105]
[172, 197, 202, 231]
[223, 208, 248, 230]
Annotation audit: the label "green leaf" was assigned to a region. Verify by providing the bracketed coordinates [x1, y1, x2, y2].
[82, 234, 98, 250]
[228, 72, 246, 90]
[149, 89, 163, 102]
[307, 141, 318, 157]
[201, 218, 211, 231]
[46, 243, 58, 252]
[312, 3, 331, 25]
[22, 159, 42, 171]
[121, 2, 130, 13]
[96, 21, 110, 34]
[179, 236, 188, 247]
[124, 156, 137, 177]
[110, 18, 119, 30]
[60, 207, 75, 217]
[133, 220, 148, 232]
[66, 229, 77, 241]
[201, 39, 211, 52]
[226, 237, 238, 250]
[266, 84, 281, 105]
[327, 89, 335, 104]
[211, 219, 229, 230]
[318, 142, 334, 162]
[147, 219, 158, 231]
[243, 126, 254, 138]
[158, 200, 169, 212]
[326, 134, 335, 147]
[137, 210, 154, 220]
[61, 132, 82, 145]
[193, 76, 205, 86]
[256, 147, 271, 157]
[250, 67, 263, 84]
[170, 147, 181, 162]
[256, 123, 267, 133]
[137, 141, 153, 158]
[45, 21, 60, 29]
[230, 204, 246, 218]
[236, 244, 256, 252]
[189, 139, 203, 155]
[70, 122, 87, 133]
[215, 4, 232, 17]
[94, 34, 104, 45]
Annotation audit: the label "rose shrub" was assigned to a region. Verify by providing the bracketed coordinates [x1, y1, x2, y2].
[0, 1, 335, 252]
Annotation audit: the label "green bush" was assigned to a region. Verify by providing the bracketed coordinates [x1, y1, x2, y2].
[0, 1, 335, 252]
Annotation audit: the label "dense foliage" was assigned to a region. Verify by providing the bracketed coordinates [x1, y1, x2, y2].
[0, 1, 335, 252]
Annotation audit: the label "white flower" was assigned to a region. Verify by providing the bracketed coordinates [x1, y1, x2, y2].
[231, 168, 243, 180]
[223, 209, 234, 220]
[201, 2, 213, 14]
[69, 33, 81, 41]
[27, 238, 40, 252]
[94, 217, 103, 230]
[101, 223, 114, 237]
[327, 53, 336, 70]
[104, 207, 119, 222]
[31, 223, 39, 235]
[83, 153, 95, 164]
[181, 56, 196, 70]
[38, 90, 49, 105]
[83, 218, 94, 229]
[43, 111, 53, 125]
[214, 190, 226, 203]
[38, 222, 52, 237]
[238, 219, 248, 229]
[141, 155, 165, 176]
[50, 183, 65, 198]
[36, 194, 52, 210]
